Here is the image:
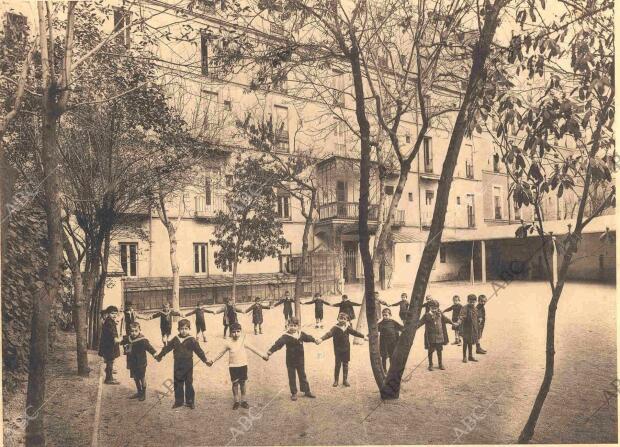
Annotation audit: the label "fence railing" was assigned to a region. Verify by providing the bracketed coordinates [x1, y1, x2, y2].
[318, 201, 379, 220]
[194, 195, 227, 217]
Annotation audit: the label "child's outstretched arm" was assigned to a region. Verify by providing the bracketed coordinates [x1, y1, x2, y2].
[155, 338, 175, 361]
[319, 327, 335, 343]
[185, 309, 197, 317]
[300, 332, 318, 344]
[267, 335, 287, 356]
[209, 345, 229, 366]
[301, 299, 314, 305]
[272, 299, 284, 307]
[351, 301, 362, 306]
[149, 312, 161, 320]
[146, 340, 157, 357]
[245, 342, 269, 361]
[191, 339, 209, 364]
[347, 327, 366, 339]
[243, 305, 254, 314]
[443, 305, 455, 313]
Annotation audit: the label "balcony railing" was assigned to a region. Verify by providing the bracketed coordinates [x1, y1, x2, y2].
[318, 202, 379, 221]
[194, 195, 227, 217]
[387, 208, 406, 225]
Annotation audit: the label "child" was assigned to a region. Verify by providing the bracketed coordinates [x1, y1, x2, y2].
[457, 294, 480, 363]
[377, 308, 404, 372]
[208, 322, 269, 409]
[476, 294, 487, 354]
[150, 302, 181, 346]
[184, 302, 214, 342]
[302, 293, 330, 328]
[121, 322, 157, 401]
[122, 301, 147, 336]
[387, 293, 410, 323]
[212, 299, 242, 338]
[98, 305, 122, 385]
[273, 290, 295, 328]
[320, 312, 367, 387]
[415, 299, 455, 371]
[331, 295, 362, 322]
[266, 317, 318, 401]
[244, 297, 271, 334]
[155, 319, 210, 409]
[443, 295, 463, 345]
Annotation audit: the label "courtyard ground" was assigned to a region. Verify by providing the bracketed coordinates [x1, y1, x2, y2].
[7, 280, 615, 446]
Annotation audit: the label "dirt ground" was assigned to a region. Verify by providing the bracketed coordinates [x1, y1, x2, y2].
[91, 281, 617, 446]
[3, 331, 102, 447]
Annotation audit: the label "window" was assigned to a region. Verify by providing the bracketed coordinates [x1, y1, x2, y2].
[204, 176, 212, 206]
[5, 13, 27, 45]
[334, 119, 347, 153]
[406, 254, 411, 263]
[194, 243, 208, 274]
[493, 153, 501, 173]
[467, 194, 475, 227]
[119, 243, 137, 277]
[333, 71, 345, 106]
[423, 137, 433, 173]
[408, 192, 414, 202]
[113, 8, 131, 48]
[425, 190, 434, 206]
[385, 186, 394, 195]
[274, 105, 289, 153]
[223, 99, 232, 111]
[493, 186, 502, 219]
[277, 195, 291, 219]
[456, 196, 461, 205]
[465, 159, 474, 179]
[405, 133, 411, 144]
[201, 90, 219, 132]
[439, 245, 446, 263]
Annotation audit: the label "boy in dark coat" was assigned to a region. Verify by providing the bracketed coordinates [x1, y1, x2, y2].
[155, 319, 210, 409]
[273, 290, 295, 328]
[212, 299, 242, 338]
[184, 302, 214, 342]
[319, 312, 367, 387]
[150, 302, 181, 346]
[98, 305, 122, 384]
[266, 317, 318, 401]
[302, 292, 330, 328]
[444, 295, 463, 345]
[122, 301, 147, 336]
[121, 322, 157, 400]
[244, 297, 271, 334]
[387, 293, 410, 323]
[476, 294, 487, 354]
[457, 294, 480, 363]
[331, 295, 362, 321]
[415, 299, 455, 371]
[377, 308, 404, 372]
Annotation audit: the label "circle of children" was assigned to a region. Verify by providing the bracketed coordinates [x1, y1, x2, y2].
[98, 290, 487, 410]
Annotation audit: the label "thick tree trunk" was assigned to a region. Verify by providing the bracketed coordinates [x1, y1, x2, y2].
[26, 111, 64, 447]
[380, 3, 504, 399]
[348, 33, 385, 388]
[63, 238, 90, 376]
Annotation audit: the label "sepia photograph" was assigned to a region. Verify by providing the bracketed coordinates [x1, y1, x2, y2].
[0, 0, 616, 445]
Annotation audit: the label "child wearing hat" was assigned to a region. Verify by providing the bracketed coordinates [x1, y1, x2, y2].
[319, 312, 367, 387]
[98, 305, 122, 384]
[415, 299, 455, 371]
[150, 302, 182, 347]
[155, 319, 210, 409]
[208, 322, 269, 409]
[121, 321, 158, 400]
[456, 294, 480, 363]
[266, 317, 318, 401]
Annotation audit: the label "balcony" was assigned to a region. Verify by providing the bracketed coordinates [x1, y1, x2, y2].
[318, 202, 379, 221]
[388, 209, 406, 226]
[194, 195, 227, 218]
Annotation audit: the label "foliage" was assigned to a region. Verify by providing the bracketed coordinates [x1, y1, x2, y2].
[210, 155, 288, 272]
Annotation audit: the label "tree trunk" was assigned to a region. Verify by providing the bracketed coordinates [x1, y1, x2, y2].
[232, 258, 238, 303]
[294, 197, 314, 324]
[380, 3, 504, 399]
[63, 238, 90, 376]
[348, 32, 385, 388]
[26, 109, 64, 447]
[518, 246, 573, 442]
[168, 223, 180, 312]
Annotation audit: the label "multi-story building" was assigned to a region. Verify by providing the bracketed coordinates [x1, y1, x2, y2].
[3, 1, 614, 311]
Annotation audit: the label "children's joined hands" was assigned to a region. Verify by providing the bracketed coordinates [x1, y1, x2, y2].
[206, 360, 213, 367]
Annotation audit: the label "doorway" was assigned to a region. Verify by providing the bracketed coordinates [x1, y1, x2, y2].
[342, 241, 358, 283]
